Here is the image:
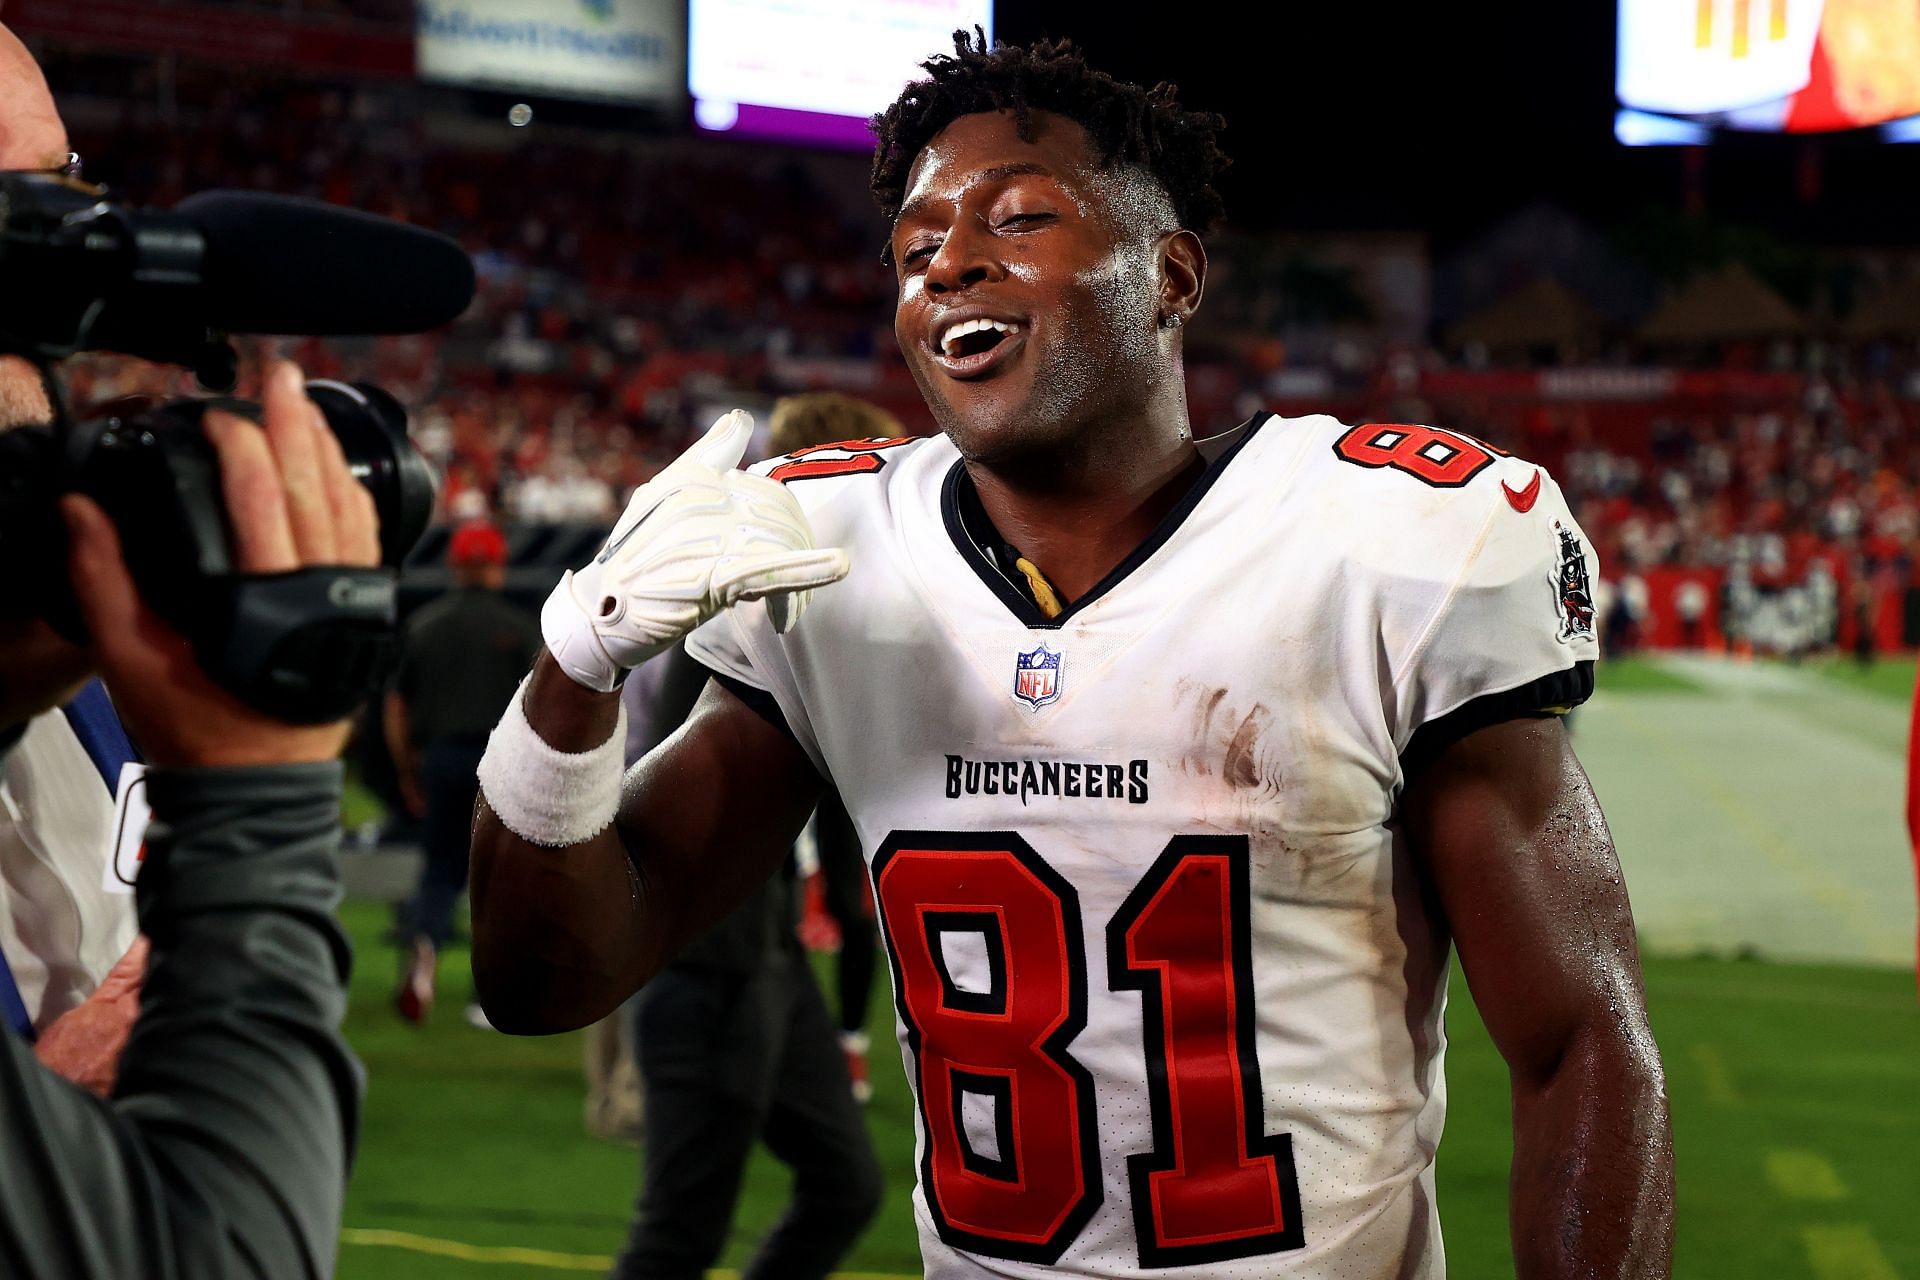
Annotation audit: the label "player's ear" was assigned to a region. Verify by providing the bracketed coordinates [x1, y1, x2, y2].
[1157, 230, 1206, 329]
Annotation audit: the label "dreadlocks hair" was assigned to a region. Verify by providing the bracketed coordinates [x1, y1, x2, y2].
[869, 29, 1230, 239]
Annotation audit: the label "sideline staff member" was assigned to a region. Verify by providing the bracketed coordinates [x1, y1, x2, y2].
[385, 518, 541, 1022]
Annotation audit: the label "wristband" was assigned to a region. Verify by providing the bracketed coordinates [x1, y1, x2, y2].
[477, 675, 628, 848]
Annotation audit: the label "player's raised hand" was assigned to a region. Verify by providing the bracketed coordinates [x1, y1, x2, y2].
[541, 409, 850, 692]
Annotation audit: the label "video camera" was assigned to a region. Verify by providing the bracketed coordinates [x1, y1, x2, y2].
[0, 172, 475, 723]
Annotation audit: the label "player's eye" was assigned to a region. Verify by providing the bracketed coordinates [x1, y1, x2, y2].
[996, 212, 1053, 231]
[900, 240, 941, 269]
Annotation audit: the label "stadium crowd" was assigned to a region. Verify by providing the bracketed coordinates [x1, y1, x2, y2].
[1484, 394, 1919, 657]
[43, 51, 1920, 656]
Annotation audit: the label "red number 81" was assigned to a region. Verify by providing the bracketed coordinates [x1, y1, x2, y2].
[873, 831, 1305, 1268]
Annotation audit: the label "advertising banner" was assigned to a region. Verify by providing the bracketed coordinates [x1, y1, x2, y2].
[417, 0, 682, 105]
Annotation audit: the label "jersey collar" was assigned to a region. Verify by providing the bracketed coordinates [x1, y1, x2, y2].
[940, 413, 1272, 630]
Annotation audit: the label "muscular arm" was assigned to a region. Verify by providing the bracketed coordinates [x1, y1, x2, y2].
[1403, 716, 1673, 1280]
[469, 650, 821, 1034]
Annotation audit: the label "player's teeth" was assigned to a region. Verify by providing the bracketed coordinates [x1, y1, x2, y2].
[940, 318, 1019, 357]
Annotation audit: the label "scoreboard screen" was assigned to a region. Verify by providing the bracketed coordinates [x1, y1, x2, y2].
[1616, 0, 1920, 143]
[688, 0, 993, 148]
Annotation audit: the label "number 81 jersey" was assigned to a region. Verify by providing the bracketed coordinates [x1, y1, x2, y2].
[687, 412, 1600, 1278]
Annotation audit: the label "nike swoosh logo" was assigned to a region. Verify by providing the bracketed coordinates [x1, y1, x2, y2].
[1502, 469, 1542, 513]
[598, 509, 656, 563]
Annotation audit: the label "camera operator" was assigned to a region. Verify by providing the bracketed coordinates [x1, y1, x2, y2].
[0, 31, 375, 1273]
[0, 22, 142, 1091]
[0, 359, 373, 1279]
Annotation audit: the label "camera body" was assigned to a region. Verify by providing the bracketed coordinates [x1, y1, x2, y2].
[0, 382, 437, 723]
[0, 172, 468, 723]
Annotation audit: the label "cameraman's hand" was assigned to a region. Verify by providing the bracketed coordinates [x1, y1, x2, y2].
[59, 361, 381, 768]
[542, 409, 850, 692]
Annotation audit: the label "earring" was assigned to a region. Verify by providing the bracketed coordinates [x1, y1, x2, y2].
[1160, 313, 1184, 330]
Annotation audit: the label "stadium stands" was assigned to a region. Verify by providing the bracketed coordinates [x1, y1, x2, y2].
[40, 49, 1920, 653]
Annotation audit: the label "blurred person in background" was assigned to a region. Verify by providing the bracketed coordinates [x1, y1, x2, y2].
[0, 672, 143, 1097]
[1674, 579, 1709, 650]
[768, 391, 908, 1102]
[1851, 573, 1878, 666]
[2, 359, 145, 1096]
[385, 517, 541, 1023]
[471, 31, 1671, 1280]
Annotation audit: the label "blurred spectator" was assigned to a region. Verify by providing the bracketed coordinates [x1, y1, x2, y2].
[768, 391, 905, 455]
[1, 682, 142, 1094]
[384, 519, 541, 1023]
[1674, 580, 1710, 650]
[40, 48, 1919, 662]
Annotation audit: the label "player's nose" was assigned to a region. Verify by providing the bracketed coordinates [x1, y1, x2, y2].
[925, 223, 1003, 297]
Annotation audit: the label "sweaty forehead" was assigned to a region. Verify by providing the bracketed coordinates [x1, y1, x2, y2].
[900, 110, 1103, 214]
[896, 108, 1175, 236]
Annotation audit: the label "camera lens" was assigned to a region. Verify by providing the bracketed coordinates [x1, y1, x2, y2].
[303, 380, 436, 567]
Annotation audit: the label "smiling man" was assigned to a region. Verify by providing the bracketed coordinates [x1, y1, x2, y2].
[471, 32, 1673, 1280]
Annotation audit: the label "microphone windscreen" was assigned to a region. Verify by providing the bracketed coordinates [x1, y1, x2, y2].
[175, 191, 476, 336]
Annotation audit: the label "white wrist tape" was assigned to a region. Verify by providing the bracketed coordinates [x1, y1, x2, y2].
[477, 676, 628, 848]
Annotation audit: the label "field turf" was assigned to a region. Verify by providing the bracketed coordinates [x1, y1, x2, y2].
[337, 652, 1920, 1278]
[335, 929, 1919, 1279]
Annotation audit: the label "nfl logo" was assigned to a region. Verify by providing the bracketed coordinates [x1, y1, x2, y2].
[1013, 644, 1063, 710]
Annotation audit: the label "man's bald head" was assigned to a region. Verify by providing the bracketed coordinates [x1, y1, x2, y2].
[0, 22, 67, 172]
[0, 24, 64, 429]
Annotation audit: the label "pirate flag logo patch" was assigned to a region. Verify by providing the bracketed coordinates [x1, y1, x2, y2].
[1554, 522, 1595, 642]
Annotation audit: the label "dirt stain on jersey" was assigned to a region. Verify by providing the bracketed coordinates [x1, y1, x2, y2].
[1170, 679, 1390, 908]
[1224, 709, 1268, 789]
[1169, 682, 1213, 777]
[1173, 680, 1282, 796]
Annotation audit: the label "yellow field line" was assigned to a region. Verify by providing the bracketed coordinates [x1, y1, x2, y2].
[1764, 1149, 1849, 1202]
[340, 1230, 609, 1272]
[340, 1227, 917, 1278]
[1802, 1225, 1900, 1280]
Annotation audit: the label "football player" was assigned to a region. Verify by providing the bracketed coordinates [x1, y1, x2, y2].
[470, 33, 1673, 1280]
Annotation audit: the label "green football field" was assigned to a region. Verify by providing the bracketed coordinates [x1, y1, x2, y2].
[335, 654, 1920, 1279]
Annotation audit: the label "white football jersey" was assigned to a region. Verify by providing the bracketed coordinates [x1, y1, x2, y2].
[687, 412, 1600, 1279]
[0, 708, 139, 1029]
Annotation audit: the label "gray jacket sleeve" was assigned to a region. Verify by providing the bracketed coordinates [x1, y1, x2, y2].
[0, 761, 363, 1280]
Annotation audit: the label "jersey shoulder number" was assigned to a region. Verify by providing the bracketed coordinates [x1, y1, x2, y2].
[1330, 422, 1511, 489]
[761, 436, 918, 484]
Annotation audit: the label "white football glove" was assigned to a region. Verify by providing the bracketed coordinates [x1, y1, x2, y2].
[541, 409, 850, 692]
